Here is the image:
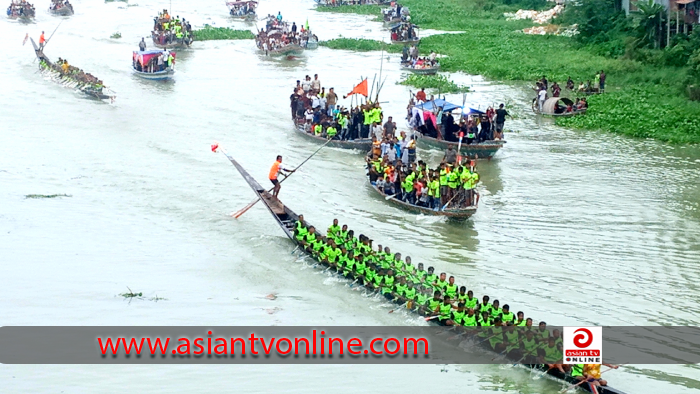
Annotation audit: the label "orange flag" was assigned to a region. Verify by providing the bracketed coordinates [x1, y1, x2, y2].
[345, 79, 368, 98]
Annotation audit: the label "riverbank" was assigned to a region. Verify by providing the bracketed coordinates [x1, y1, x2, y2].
[316, 0, 700, 143]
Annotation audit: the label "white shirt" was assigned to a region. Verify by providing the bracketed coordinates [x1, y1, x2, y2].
[311, 79, 321, 91]
[372, 125, 383, 141]
[311, 96, 320, 108]
[538, 89, 547, 101]
[302, 80, 311, 91]
[319, 96, 327, 109]
[305, 109, 313, 120]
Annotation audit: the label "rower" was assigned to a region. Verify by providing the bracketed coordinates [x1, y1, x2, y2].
[543, 337, 564, 373]
[537, 321, 549, 341]
[294, 214, 308, 240]
[269, 155, 295, 197]
[39, 30, 45, 49]
[437, 295, 453, 325]
[327, 219, 340, 238]
[380, 269, 396, 300]
[444, 276, 457, 299]
[514, 311, 527, 326]
[424, 267, 437, 285]
[501, 305, 515, 324]
[425, 290, 442, 316]
[465, 290, 478, 310]
[450, 302, 466, 326]
[520, 330, 539, 363]
[478, 295, 491, 316]
[434, 272, 448, 291]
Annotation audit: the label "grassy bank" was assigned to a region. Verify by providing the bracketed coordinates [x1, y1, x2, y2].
[192, 26, 255, 41]
[317, 0, 700, 143]
[319, 38, 386, 51]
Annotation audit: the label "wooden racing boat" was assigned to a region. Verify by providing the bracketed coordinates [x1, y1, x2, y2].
[219, 153, 629, 394]
[414, 133, 505, 160]
[368, 183, 476, 220]
[294, 123, 372, 152]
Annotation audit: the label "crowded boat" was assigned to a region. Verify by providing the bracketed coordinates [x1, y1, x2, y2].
[227, 0, 256, 20]
[255, 14, 310, 56]
[401, 49, 440, 74]
[151, 9, 194, 49]
[34, 49, 113, 100]
[366, 143, 481, 211]
[390, 22, 419, 44]
[132, 49, 176, 80]
[382, 3, 409, 24]
[49, 0, 73, 16]
[6, 0, 35, 19]
[315, 0, 391, 6]
[533, 76, 590, 116]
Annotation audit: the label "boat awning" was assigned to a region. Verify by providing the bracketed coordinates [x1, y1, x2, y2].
[541, 97, 573, 115]
[133, 50, 176, 64]
[226, 1, 257, 5]
[416, 99, 463, 112]
[676, 0, 695, 4]
[464, 108, 485, 116]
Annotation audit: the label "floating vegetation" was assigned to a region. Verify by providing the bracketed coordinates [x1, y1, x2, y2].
[192, 26, 255, 41]
[398, 74, 470, 94]
[119, 287, 142, 298]
[110, 32, 122, 39]
[150, 295, 168, 302]
[319, 37, 387, 52]
[25, 194, 71, 199]
[315, 4, 382, 19]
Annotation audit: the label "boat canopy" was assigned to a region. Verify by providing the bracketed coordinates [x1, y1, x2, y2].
[541, 97, 573, 115]
[133, 50, 176, 65]
[226, 1, 257, 6]
[464, 108, 485, 116]
[416, 98, 462, 112]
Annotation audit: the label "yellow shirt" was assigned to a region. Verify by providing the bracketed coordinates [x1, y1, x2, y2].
[584, 364, 601, 379]
[61, 63, 69, 73]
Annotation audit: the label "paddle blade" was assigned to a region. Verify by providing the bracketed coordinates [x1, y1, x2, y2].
[231, 198, 259, 218]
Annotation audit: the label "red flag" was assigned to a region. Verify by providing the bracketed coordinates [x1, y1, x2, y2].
[211, 143, 219, 153]
[345, 79, 368, 98]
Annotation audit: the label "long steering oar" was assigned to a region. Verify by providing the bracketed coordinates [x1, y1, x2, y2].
[219, 138, 333, 218]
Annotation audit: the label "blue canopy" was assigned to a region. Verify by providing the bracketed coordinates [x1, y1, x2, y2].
[464, 107, 485, 116]
[415, 99, 462, 112]
[133, 49, 167, 55]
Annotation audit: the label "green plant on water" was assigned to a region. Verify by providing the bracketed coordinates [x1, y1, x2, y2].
[192, 26, 255, 41]
[314, 4, 382, 19]
[398, 74, 469, 94]
[319, 38, 387, 52]
[110, 32, 122, 39]
[25, 194, 71, 199]
[119, 287, 143, 298]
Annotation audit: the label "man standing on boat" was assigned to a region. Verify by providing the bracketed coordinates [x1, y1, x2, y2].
[269, 155, 295, 197]
[494, 104, 510, 140]
[139, 37, 146, 51]
[39, 31, 45, 49]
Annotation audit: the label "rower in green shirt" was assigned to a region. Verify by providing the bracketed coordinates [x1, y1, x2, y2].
[462, 308, 478, 327]
[327, 219, 341, 239]
[394, 252, 405, 273]
[424, 290, 442, 316]
[500, 305, 515, 324]
[380, 269, 396, 299]
[478, 295, 492, 316]
[437, 296, 454, 325]
[465, 290, 478, 309]
[490, 299, 503, 320]
[294, 214, 308, 240]
[520, 330, 539, 363]
[514, 311, 527, 326]
[434, 272, 448, 291]
[537, 321, 550, 342]
[451, 302, 466, 326]
[424, 267, 438, 286]
[444, 276, 458, 299]
[403, 282, 417, 306]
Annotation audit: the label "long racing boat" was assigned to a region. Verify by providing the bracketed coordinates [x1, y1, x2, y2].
[218, 152, 628, 394]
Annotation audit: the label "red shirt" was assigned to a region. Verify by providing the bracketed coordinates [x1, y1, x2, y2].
[415, 91, 426, 102]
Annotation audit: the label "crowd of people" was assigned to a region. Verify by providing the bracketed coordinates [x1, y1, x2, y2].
[6, 0, 35, 18]
[49, 0, 72, 13]
[290, 217, 618, 387]
[290, 74, 391, 142]
[382, 3, 409, 23]
[256, 14, 318, 52]
[534, 75, 592, 114]
[367, 142, 480, 209]
[152, 10, 193, 47]
[228, 0, 256, 17]
[401, 48, 439, 70]
[38, 56, 106, 93]
[391, 22, 418, 42]
[316, 0, 391, 6]
[408, 91, 508, 143]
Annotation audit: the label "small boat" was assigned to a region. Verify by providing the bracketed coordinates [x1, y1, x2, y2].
[415, 134, 505, 160]
[49, 0, 73, 16]
[294, 123, 372, 151]
[400, 64, 439, 75]
[390, 22, 419, 44]
[533, 97, 587, 117]
[368, 183, 477, 220]
[30, 38, 115, 101]
[151, 31, 193, 49]
[381, 4, 408, 25]
[7, 1, 35, 20]
[151, 11, 194, 49]
[226, 0, 256, 21]
[256, 20, 306, 57]
[219, 154, 629, 394]
[303, 33, 318, 49]
[132, 50, 175, 80]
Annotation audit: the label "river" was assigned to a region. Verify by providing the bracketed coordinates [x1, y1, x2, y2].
[1, 0, 699, 392]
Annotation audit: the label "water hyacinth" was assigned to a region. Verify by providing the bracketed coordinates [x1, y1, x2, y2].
[398, 74, 470, 94]
[192, 26, 255, 41]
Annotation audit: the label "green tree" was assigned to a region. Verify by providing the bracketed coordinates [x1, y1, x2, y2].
[635, 0, 665, 49]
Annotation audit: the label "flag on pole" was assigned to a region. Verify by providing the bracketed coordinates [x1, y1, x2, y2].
[305, 18, 309, 30]
[345, 79, 368, 98]
[211, 142, 219, 153]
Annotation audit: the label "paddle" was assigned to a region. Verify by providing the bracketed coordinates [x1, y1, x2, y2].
[455, 131, 464, 163]
[217, 138, 333, 218]
[389, 301, 409, 314]
[559, 365, 623, 393]
[384, 193, 398, 200]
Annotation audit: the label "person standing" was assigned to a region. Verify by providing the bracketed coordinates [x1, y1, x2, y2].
[291, 22, 297, 33]
[311, 74, 321, 94]
[269, 155, 295, 197]
[494, 104, 510, 140]
[39, 31, 45, 49]
[139, 37, 146, 51]
[538, 87, 547, 113]
[599, 70, 606, 93]
[383, 116, 395, 138]
[326, 88, 338, 116]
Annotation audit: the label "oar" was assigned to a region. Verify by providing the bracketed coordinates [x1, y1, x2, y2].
[384, 193, 397, 200]
[389, 301, 408, 314]
[221, 138, 333, 218]
[440, 192, 459, 211]
[424, 315, 440, 321]
[455, 131, 464, 163]
[559, 365, 624, 393]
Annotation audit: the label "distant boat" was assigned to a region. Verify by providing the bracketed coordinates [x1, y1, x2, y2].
[132, 50, 175, 80]
[227, 0, 257, 21]
[49, 0, 73, 16]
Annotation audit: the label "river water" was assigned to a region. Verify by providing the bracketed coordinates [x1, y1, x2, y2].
[1, 0, 700, 392]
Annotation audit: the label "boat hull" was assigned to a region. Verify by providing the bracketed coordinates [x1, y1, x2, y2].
[294, 124, 372, 151]
[391, 38, 419, 44]
[230, 13, 256, 21]
[261, 44, 304, 56]
[49, 6, 73, 16]
[416, 134, 505, 160]
[133, 68, 175, 80]
[401, 65, 439, 75]
[151, 34, 193, 49]
[369, 183, 476, 220]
